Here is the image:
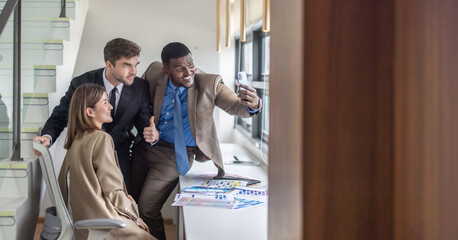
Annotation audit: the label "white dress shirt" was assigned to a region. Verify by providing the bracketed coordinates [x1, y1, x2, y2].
[102, 68, 124, 115]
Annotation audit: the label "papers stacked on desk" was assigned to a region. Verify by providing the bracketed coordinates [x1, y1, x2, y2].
[172, 176, 268, 210]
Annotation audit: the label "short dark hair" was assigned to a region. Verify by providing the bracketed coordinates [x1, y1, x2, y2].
[104, 38, 141, 65]
[161, 42, 191, 65]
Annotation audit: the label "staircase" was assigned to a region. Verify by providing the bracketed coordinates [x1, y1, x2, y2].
[0, 160, 42, 240]
[0, 0, 88, 238]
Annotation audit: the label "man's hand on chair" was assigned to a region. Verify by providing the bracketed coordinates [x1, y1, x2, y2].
[32, 136, 51, 156]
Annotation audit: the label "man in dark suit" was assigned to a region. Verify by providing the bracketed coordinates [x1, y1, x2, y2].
[33, 38, 159, 185]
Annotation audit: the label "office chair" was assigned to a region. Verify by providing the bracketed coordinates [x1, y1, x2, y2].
[33, 140, 126, 240]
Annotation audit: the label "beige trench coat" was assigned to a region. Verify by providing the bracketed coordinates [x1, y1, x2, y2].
[58, 130, 155, 239]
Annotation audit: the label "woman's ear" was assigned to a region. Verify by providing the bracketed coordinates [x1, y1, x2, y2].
[86, 107, 95, 118]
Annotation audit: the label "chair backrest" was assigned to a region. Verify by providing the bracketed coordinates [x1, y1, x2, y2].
[33, 141, 74, 240]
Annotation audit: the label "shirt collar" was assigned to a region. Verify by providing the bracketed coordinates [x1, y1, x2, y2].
[167, 78, 186, 94]
[102, 68, 124, 93]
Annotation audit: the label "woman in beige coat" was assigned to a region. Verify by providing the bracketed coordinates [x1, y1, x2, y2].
[58, 83, 155, 239]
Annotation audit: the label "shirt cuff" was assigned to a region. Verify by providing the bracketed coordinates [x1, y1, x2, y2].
[247, 98, 262, 114]
[148, 136, 159, 149]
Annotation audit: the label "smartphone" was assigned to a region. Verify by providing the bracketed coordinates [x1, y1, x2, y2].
[236, 71, 248, 90]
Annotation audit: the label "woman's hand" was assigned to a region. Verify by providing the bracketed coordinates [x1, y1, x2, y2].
[137, 218, 150, 233]
[127, 194, 136, 204]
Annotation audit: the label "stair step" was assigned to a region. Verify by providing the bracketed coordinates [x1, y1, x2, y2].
[2, 17, 70, 41]
[0, 0, 75, 20]
[0, 40, 64, 65]
[0, 198, 27, 240]
[0, 131, 42, 159]
[0, 93, 50, 125]
[0, 198, 27, 214]
[23, 1, 75, 20]
[0, 158, 43, 240]
[0, 65, 56, 93]
[0, 93, 48, 159]
[0, 0, 86, 237]
[0, 129, 41, 159]
[0, 162, 31, 198]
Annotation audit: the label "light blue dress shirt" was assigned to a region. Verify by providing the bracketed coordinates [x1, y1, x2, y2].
[157, 80, 197, 147]
[157, 79, 260, 146]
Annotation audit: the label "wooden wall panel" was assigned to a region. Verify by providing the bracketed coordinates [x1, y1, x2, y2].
[268, 0, 304, 239]
[270, 1, 458, 239]
[301, 0, 394, 239]
[394, 0, 458, 239]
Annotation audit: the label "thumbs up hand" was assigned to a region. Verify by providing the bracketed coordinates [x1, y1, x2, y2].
[143, 116, 159, 144]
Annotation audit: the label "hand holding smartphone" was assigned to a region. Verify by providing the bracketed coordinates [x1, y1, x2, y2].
[236, 71, 249, 101]
[236, 71, 249, 90]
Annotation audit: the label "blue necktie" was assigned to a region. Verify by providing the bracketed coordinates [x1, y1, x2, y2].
[174, 89, 190, 175]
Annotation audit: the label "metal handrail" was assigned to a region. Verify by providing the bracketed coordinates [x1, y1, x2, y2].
[0, 0, 22, 161]
[0, 0, 18, 36]
[60, 0, 66, 18]
[11, 0, 22, 161]
[0, 0, 64, 161]
[0, 0, 65, 27]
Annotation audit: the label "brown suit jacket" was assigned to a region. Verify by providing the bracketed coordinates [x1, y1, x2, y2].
[58, 130, 154, 239]
[142, 61, 260, 176]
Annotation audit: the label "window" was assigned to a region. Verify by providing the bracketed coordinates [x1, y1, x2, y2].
[235, 27, 270, 145]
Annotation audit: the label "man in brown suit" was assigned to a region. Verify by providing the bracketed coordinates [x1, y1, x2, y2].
[130, 42, 262, 239]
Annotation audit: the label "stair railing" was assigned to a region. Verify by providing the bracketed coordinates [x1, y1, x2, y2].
[60, 0, 66, 18]
[0, 0, 22, 161]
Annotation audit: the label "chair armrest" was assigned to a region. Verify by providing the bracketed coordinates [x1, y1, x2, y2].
[74, 218, 126, 230]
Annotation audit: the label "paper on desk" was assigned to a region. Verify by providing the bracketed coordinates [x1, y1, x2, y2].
[197, 179, 248, 188]
[172, 193, 265, 210]
[233, 186, 268, 199]
[172, 192, 237, 209]
[176, 191, 235, 201]
[234, 198, 266, 209]
[182, 186, 232, 194]
[199, 173, 263, 186]
[172, 197, 238, 209]
[180, 186, 267, 199]
[172, 187, 268, 210]
[173, 175, 268, 210]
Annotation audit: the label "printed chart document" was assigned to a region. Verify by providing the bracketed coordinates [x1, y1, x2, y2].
[172, 173, 268, 210]
[199, 179, 248, 188]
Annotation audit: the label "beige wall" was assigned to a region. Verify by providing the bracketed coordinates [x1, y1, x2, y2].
[73, 0, 219, 78]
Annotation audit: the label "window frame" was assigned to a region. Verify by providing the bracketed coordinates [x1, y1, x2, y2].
[235, 26, 270, 146]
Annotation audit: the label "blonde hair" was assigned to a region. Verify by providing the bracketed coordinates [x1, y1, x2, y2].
[64, 83, 105, 149]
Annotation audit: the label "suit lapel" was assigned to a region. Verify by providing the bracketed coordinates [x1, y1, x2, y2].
[153, 75, 168, 125]
[187, 78, 198, 141]
[95, 69, 104, 86]
[98, 69, 111, 131]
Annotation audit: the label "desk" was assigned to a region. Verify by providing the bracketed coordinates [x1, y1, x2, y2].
[178, 144, 268, 240]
